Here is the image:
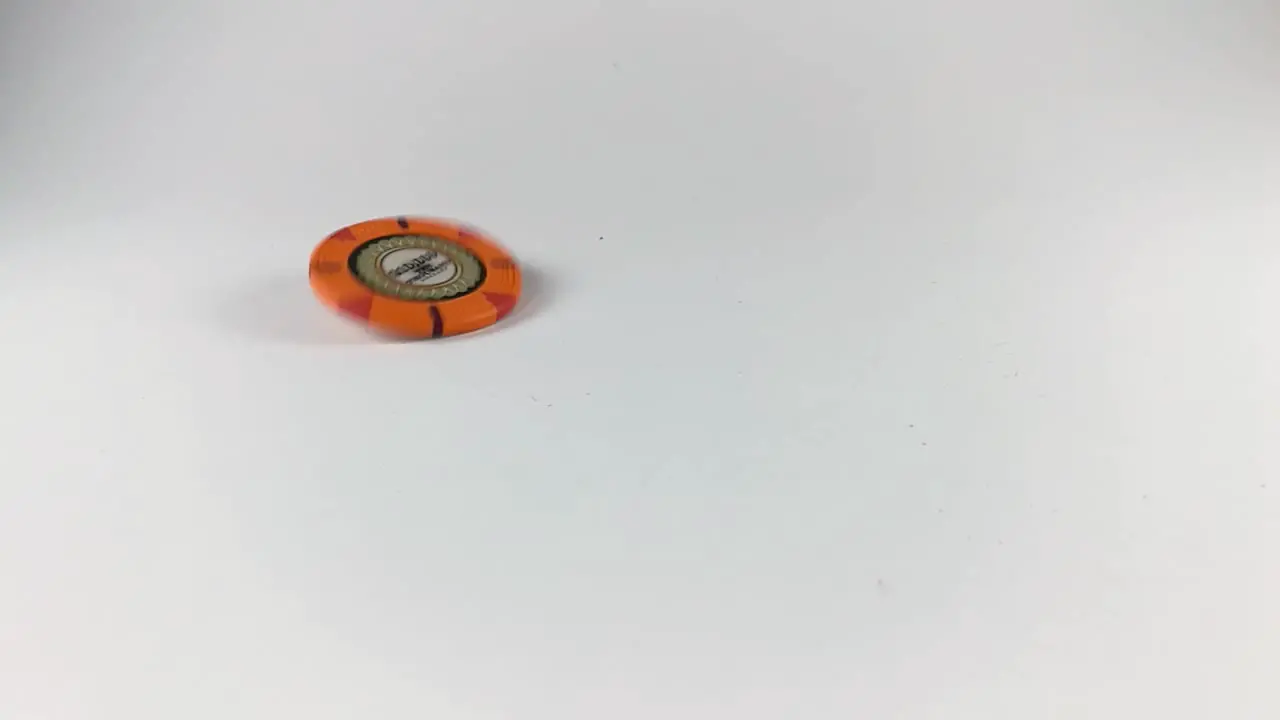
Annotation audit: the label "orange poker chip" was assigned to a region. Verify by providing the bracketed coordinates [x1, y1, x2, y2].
[309, 216, 522, 339]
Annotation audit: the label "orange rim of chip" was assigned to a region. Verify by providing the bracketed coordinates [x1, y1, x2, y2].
[309, 216, 522, 339]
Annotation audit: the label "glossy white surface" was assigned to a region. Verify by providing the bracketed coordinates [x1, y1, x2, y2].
[2, 1, 1278, 717]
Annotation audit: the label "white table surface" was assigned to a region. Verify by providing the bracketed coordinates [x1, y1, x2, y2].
[2, 1, 1278, 718]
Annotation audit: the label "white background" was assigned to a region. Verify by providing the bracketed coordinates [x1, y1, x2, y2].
[2, 1, 1279, 717]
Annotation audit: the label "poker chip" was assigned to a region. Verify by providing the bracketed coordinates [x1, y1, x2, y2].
[309, 216, 522, 339]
